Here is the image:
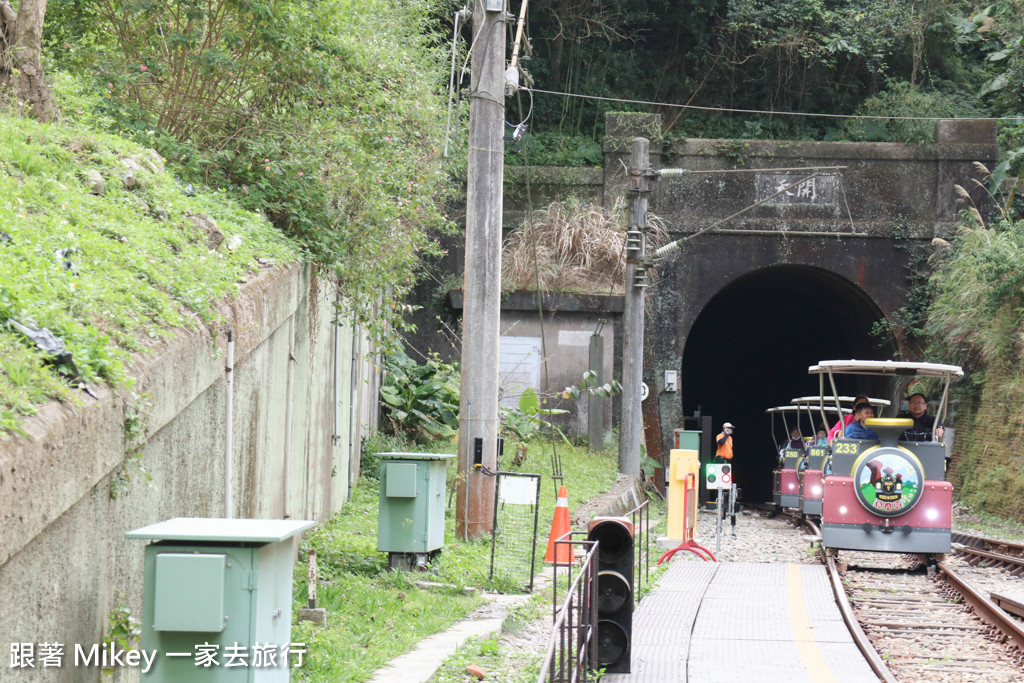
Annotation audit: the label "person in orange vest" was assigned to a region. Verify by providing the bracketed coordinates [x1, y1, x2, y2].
[715, 422, 735, 463]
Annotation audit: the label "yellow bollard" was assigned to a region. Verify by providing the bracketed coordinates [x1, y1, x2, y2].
[666, 449, 700, 542]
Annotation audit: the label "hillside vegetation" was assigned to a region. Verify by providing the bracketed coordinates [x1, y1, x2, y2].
[925, 205, 1024, 518]
[0, 81, 298, 436]
[4, 0, 1024, 522]
[0, 0, 457, 436]
[509, 0, 1023, 160]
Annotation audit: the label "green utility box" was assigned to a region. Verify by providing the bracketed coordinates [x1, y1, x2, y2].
[126, 518, 315, 681]
[674, 429, 701, 452]
[376, 452, 454, 570]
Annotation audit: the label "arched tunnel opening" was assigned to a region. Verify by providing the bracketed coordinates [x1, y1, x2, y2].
[680, 265, 896, 504]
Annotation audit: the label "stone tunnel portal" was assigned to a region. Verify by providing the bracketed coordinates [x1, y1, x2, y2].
[680, 265, 896, 504]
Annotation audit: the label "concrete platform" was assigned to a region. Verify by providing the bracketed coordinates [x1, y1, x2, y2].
[603, 561, 879, 682]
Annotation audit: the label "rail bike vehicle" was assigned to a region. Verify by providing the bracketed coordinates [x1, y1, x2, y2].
[789, 398, 850, 517]
[766, 405, 805, 511]
[809, 360, 962, 557]
[791, 395, 887, 517]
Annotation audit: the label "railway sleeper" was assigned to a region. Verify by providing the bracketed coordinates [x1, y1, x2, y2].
[862, 620, 986, 630]
[881, 651, 1001, 662]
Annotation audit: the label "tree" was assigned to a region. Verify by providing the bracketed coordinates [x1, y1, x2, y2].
[0, 0, 56, 121]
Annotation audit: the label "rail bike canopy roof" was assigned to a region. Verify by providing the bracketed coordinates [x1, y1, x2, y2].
[765, 405, 802, 414]
[808, 360, 963, 379]
[809, 359, 962, 440]
[791, 395, 888, 407]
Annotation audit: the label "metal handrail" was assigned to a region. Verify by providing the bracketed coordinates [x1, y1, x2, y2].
[537, 537, 598, 683]
[626, 499, 650, 600]
[537, 498, 652, 682]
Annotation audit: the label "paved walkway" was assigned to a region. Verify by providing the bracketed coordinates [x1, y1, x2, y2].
[603, 561, 879, 683]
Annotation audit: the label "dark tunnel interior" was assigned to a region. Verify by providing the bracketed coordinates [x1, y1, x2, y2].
[680, 265, 896, 503]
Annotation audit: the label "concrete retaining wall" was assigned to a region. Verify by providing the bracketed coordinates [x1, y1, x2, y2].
[0, 263, 378, 682]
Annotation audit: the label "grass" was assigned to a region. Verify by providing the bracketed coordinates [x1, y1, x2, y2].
[955, 507, 1024, 541]
[290, 436, 634, 682]
[0, 95, 299, 437]
[501, 198, 668, 295]
[291, 481, 484, 683]
[0, 334, 75, 435]
[427, 438, 667, 683]
[427, 633, 541, 683]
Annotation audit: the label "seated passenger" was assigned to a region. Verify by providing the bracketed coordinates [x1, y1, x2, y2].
[828, 394, 870, 441]
[898, 392, 944, 441]
[844, 403, 879, 440]
[814, 426, 829, 447]
[786, 428, 806, 451]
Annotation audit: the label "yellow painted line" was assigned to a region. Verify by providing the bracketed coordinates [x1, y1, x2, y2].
[787, 564, 839, 683]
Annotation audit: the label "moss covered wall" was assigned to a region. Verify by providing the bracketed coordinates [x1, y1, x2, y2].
[950, 364, 1024, 520]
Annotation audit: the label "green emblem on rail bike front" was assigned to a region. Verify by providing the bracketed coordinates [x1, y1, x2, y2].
[851, 447, 926, 517]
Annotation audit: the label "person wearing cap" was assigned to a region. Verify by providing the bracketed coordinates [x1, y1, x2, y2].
[827, 394, 870, 442]
[844, 402, 880, 440]
[716, 422, 735, 463]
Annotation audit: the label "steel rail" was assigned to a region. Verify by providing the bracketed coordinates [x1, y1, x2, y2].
[799, 513, 897, 683]
[954, 544, 1024, 576]
[937, 559, 1024, 655]
[952, 531, 1024, 557]
[822, 554, 898, 683]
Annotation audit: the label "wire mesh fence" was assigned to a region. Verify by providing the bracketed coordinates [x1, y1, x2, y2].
[489, 472, 542, 592]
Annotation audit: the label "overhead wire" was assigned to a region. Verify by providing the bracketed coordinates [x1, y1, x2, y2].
[444, 7, 471, 157]
[524, 86, 1021, 123]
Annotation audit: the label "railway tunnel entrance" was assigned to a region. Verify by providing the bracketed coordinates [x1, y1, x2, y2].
[679, 265, 896, 503]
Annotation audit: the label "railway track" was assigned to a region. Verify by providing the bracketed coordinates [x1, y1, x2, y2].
[755, 506, 1024, 679]
[785, 515, 1024, 680]
[952, 532, 1024, 557]
[827, 552, 1023, 681]
[952, 531, 1024, 577]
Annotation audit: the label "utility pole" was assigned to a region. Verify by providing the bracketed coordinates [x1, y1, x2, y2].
[619, 138, 651, 476]
[456, 0, 505, 540]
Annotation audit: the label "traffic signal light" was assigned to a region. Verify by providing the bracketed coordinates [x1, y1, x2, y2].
[588, 517, 634, 674]
[706, 462, 732, 489]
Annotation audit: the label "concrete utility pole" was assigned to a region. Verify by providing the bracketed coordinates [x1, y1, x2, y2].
[456, 0, 505, 539]
[619, 138, 651, 476]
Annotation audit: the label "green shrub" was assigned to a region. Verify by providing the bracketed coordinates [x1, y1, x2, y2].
[837, 80, 986, 143]
[926, 218, 1024, 369]
[359, 433, 409, 481]
[49, 0, 459, 349]
[379, 348, 460, 443]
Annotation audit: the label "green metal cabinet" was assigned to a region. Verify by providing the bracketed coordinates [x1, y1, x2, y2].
[376, 452, 454, 570]
[674, 429, 701, 452]
[127, 518, 315, 681]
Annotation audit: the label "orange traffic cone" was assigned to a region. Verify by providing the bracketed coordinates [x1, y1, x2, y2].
[544, 485, 572, 564]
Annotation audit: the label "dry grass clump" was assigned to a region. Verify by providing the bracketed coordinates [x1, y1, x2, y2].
[502, 198, 666, 293]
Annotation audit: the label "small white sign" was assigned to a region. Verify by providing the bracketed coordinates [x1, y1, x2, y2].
[665, 370, 678, 392]
[499, 476, 538, 506]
